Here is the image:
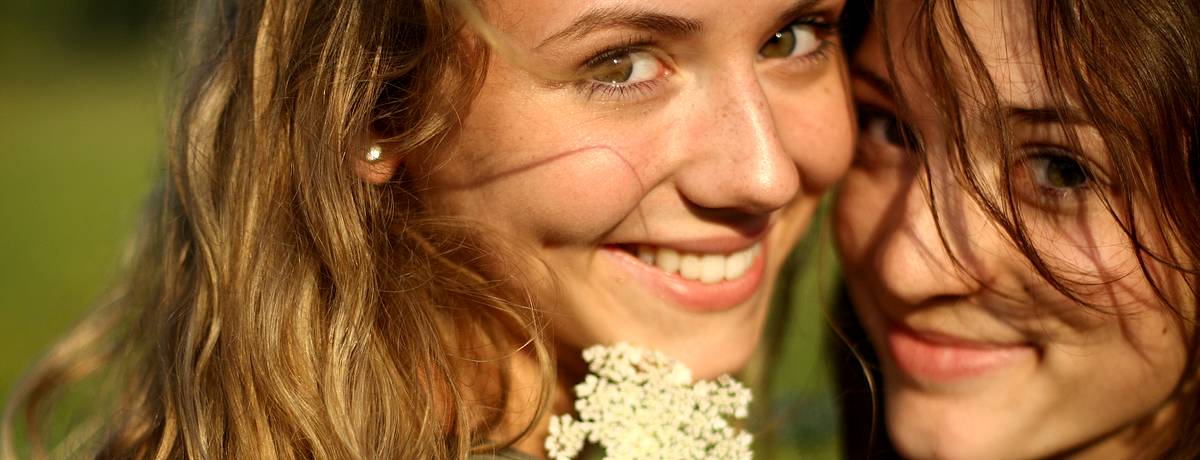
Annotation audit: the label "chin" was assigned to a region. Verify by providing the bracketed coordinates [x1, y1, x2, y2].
[685, 331, 763, 379]
[884, 392, 1028, 460]
[614, 298, 771, 380]
[888, 419, 997, 460]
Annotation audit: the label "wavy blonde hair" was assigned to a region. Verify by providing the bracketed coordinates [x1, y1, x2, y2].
[2, 1, 554, 458]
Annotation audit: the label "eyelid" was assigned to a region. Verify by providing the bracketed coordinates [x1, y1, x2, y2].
[758, 16, 839, 61]
[1020, 143, 1113, 187]
[856, 102, 921, 149]
[576, 36, 660, 73]
[769, 8, 840, 42]
[793, 15, 839, 34]
[574, 46, 672, 102]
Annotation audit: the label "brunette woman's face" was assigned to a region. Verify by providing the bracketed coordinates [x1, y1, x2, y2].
[418, 0, 852, 377]
[837, 1, 1193, 459]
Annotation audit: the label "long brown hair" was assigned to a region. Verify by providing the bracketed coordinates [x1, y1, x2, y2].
[1, 1, 554, 458]
[845, 0, 1200, 457]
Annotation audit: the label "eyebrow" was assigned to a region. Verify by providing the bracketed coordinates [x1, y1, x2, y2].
[850, 64, 895, 100]
[536, 0, 824, 50]
[537, 7, 703, 49]
[1007, 106, 1091, 125]
[775, 0, 824, 30]
[851, 64, 1093, 127]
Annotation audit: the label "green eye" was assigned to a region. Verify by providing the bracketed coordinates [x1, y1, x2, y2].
[592, 56, 635, 85]
[1044, 158, 1088, 188]
[759, 22, 822, 59]
[588, 51, 662, 86]
[1027, 151, 1090, 190]
[761, 27, 797, 58]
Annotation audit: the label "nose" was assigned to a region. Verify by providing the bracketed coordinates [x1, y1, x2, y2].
[673, 69, 800, 215]
[871, 167, 997, 306]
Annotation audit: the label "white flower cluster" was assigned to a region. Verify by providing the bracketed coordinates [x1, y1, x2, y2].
[545, 343, 754, 460]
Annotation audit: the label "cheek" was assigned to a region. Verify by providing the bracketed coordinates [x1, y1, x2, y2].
[774, 80, 854, 192]
[834, 170, 896, 265]
[510, 145, 646, 244]
[436, 144, 646, 245]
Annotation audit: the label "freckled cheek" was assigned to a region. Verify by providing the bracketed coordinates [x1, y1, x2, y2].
[775, 98, 854, 193]
[480, 145, 647, 245]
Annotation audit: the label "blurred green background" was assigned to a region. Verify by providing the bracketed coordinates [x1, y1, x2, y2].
[0, 0, 165, 409]
[0, 1, 843, 458]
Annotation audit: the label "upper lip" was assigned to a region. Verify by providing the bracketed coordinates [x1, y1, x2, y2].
[611, 232, 768, 254]
[608, 219, 772, 254]
[891, 321, 1035, 349]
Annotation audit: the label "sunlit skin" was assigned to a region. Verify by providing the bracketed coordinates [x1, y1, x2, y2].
[836, 1, 1192, 459]
[370, 0, 854, 453]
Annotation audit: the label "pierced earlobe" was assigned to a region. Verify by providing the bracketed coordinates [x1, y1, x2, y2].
[357, 142, 402, 184]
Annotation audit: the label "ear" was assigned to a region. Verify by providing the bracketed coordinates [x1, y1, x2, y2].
[353, 142, 404, 184]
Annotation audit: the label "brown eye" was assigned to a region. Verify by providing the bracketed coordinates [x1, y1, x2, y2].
[589, 51, 663, 86]
[759, 22, 822, 59]
[858, 107, 917, 149]
[1025, 151, 1090, 190]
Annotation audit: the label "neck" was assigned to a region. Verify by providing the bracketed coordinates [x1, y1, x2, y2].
[481, 344, 585, 458]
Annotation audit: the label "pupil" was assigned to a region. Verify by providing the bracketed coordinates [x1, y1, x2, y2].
[885, 119, 905, 146]
[1046, 157, 1086, 187]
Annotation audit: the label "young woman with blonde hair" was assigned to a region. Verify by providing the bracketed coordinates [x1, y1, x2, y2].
[4, 0, 856, 458]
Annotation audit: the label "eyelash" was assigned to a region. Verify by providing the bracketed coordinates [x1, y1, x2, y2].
[574, 35, 663, 101]
[779, 17, 839, 66]
[854, 102, 1104, 211]
[1013, 145, 1097, 208]
[578, 77, 663, 101]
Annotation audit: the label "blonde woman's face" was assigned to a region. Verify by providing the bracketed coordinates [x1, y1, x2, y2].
[837, 0, 1192, 458]
[419, 0, 852, 378]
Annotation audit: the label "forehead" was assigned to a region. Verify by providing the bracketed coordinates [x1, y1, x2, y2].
[884, 0, 1056, 109]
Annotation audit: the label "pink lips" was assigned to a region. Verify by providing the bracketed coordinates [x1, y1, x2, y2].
[604, 240, 768, 312]
[886, 324, 1036, 382]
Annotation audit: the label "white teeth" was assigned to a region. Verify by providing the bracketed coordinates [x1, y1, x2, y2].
[656, 247, 680, 273]
[700, 254, 725, 284]
[679, 253, 702, 280]
[724, 251, 749, 280]
[632, 242, 761, 284]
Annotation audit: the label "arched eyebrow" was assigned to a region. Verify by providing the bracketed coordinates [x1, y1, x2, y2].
[537, 7, 704, 50]
[536, 0, 823, 50]
[850, 64, 894, 100]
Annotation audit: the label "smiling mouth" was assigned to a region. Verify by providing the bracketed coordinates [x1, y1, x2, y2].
[885, 323, 1038, 383]
[615, 243, 762, 284]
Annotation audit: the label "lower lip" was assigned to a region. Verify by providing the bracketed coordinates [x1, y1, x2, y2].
[886, 325, 1036, 382]
[604, 242, 768, 312]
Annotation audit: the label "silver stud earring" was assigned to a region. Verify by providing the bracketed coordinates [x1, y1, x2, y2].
[366, 144, 383, 163]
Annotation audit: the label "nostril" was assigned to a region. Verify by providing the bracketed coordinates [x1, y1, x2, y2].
[680, 202, 774, 233]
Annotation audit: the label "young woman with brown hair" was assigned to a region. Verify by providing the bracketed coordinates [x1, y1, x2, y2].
[837, 0, 1199, 458]
[3, 0, 856, 458]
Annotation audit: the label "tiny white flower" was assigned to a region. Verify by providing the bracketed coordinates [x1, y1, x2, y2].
[544, 343, 754, 460]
